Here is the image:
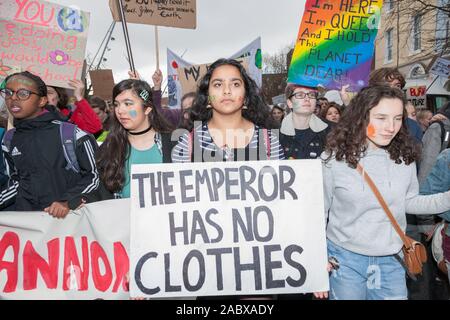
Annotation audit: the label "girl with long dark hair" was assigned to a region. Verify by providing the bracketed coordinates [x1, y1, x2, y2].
[171, 58, 284, 300]
[95, 79, 173, 198]
[172, 58, 283, 163]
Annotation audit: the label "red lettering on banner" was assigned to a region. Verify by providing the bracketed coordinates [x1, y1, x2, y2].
[23, 239, 59, 290]
[14, 0, 55, 27]
[90, 241, 113, 292]
[112, 242, 130, 292]
[0, 233, 129, 294]
[0, 232, 19, 293]
[63, 236, 89, 291]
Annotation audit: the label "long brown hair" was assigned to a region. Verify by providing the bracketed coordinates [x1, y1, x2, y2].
[324, 86, 420, 168]
[96, 79, 173, 193]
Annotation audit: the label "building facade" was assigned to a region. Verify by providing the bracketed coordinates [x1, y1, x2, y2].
[374, 0, 450, 112]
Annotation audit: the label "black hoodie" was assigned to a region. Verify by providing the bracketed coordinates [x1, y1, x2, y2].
[0, 109, 99, 211]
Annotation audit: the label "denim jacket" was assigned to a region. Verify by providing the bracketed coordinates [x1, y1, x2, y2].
[420, 148, 450, 235]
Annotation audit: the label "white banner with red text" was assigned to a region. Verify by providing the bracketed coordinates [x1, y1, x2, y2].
[0, 199, 130, 300]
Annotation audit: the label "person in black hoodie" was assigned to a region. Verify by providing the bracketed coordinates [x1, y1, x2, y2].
[0, 72, 99, 218]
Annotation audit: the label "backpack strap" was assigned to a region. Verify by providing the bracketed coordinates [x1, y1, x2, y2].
[258, 128, 271, 160]
[160, 132, 175, 163]
[188, 129, 194, 162]
[2, 128, 16, 153]
[57, 121, 80, 173]
[264, 128, 271, 159]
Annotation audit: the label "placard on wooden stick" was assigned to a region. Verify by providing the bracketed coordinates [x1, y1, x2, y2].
[0, 0, 90, 88]
[109, 0, 196, 29]
[89, 69, 115, 101]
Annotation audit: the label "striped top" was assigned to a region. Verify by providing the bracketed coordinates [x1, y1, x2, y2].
[172, 122, 285, 163]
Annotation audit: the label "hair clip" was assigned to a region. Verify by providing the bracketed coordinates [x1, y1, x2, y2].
[139, 89, 149, 102]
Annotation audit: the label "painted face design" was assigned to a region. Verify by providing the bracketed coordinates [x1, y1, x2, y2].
[208, 64, 246, 116]
[366, 123, 376, 138]
[4, 76, 45, 120]
[114, 89, 151, 132]
[289, 88, 317, 115]
[128, 110, 138, 118]
[366, 98, 404, 149]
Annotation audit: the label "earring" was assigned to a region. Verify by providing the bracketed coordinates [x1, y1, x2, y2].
[242, 98, 248, 110]
[207, 96, 212, 109]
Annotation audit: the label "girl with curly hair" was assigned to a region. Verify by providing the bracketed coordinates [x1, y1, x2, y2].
[172, 58, 284, 163]
[321, 85, 450, 300]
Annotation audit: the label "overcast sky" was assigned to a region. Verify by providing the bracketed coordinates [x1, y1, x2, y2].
[55, 0, 305, 88]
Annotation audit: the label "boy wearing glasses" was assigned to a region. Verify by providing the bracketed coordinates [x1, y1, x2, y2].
[279, 83, 333, 160]
[0, 72, 99, 218]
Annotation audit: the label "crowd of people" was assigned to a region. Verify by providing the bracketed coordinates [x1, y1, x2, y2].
[0, 61, 449, 300]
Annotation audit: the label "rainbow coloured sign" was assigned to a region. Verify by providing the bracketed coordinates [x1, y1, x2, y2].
[0, 0, 90, 88]
[288, 0, 383, 90]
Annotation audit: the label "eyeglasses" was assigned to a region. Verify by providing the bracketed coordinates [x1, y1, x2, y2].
[289, 91, 318, 100]
[0, 88, 40, 101]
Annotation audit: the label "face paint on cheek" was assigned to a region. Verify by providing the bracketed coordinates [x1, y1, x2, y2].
[128, 110, 138, 118]
[8, 77, 35, 88]
[367, 123, 376, 138]
[291, 99, 302, 111]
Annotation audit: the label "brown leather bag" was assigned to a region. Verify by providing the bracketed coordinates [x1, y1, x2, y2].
[356, 164, 427, 276]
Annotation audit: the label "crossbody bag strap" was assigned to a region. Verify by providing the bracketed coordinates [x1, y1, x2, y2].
[356, 163, 412, 249]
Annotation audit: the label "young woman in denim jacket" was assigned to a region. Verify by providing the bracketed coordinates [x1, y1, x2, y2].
[321, 86, 450, 300]
[419, 148, 450, 283]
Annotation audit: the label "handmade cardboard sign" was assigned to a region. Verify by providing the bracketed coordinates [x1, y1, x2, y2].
[288, 0, 383, 90]
[0, 0, 90, 88]
[109, 0, 196, 29]
[89, 69, 115, 101]
[130, 160, 329, 298]
[430, 57, 450, 79]
[407, 86, 427, 109]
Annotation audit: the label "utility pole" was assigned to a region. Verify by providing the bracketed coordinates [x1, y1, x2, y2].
[86, 23, 116, 94]
[95, 23, 116, 70]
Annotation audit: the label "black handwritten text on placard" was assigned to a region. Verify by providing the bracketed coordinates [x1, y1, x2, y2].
[131, 165, 307, 294]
